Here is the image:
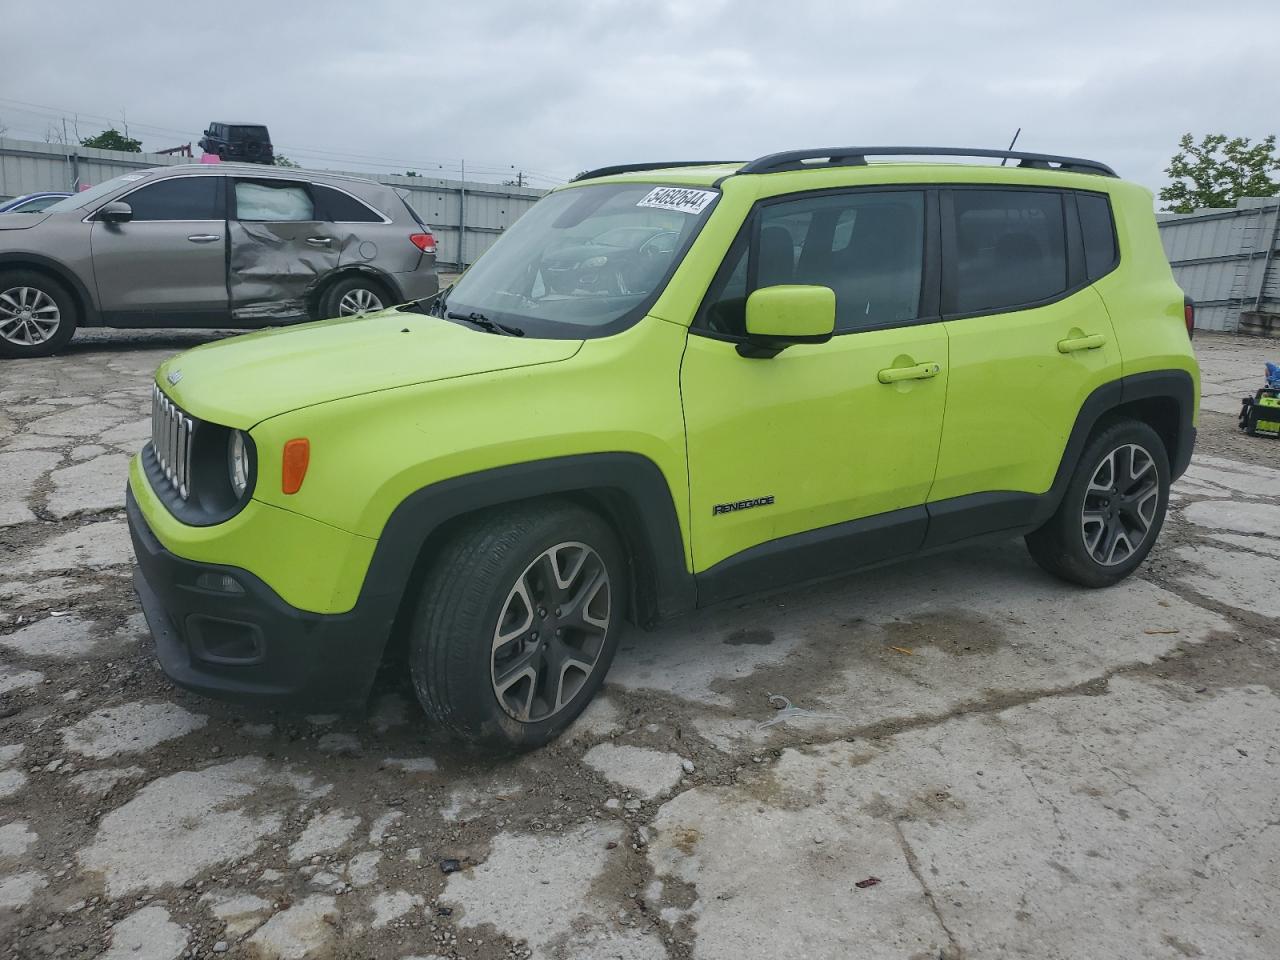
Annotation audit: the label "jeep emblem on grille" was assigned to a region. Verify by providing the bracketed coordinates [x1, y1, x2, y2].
[166, 370, 183, 386]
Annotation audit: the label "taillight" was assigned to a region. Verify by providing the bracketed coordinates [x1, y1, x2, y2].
[410, 232, 436, 254]
[1184, 297, 1195, 339]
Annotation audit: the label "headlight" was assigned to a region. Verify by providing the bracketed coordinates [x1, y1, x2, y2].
[581, 255, 608, 269]
[228, 431, 251, 498]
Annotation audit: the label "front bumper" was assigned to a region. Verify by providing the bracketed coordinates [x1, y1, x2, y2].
[127, 488, 392, 709]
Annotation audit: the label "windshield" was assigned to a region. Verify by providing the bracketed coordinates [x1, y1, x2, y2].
[444, 182, 719, 333]
[44, 173, 148, 213]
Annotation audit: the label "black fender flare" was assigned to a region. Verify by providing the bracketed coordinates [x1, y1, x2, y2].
[0, 251, 100, 325]
[1036, 369, 1196, 525]
[353, 453, 696, 639]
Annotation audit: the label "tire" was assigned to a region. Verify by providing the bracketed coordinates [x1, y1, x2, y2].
[409, 500, 626, 749]
[1026, 418, 1170, 588]
[318, 275, 392, 319]
[0, 270, 78, 359]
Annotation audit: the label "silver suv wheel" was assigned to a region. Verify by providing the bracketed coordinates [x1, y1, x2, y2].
[337, 288, 384, 316]
[490, 541, 612, 722]
[1080, 442, 1160, 566]
[0, 286, 61, 346]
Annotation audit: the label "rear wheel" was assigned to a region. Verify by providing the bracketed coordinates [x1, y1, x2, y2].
[319, 275, 391, 319]
[408, 501, 625, 749]
[1026, 419, 1169, 587]
[0, 271, 78, 358]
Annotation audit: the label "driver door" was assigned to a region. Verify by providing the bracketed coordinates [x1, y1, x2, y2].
[680, 188, 949, 602]
[89, 174, 229, 325]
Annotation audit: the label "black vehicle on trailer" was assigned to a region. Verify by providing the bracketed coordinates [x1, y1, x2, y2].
[199, 122, 274, 165]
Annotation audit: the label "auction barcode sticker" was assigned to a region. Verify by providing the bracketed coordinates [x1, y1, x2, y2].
[636, 187, 718, 215]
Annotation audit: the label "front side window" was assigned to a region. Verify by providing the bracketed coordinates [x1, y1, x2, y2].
[949, 189, 1067, 314]
[702, 190, 926, 336]
[442, 181, 718, 333]
[119, 177, 221, 221]
[235, 180, 314, 222]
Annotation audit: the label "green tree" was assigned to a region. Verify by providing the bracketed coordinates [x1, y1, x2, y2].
[274, 154, 301, 168]
[80, 127, 142, 152]
[1160, 133, 1280, 213]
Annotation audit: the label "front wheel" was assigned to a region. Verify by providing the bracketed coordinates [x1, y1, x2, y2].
[408, 501, 626, 749]
[1026, 419, 1170, 588]
[0, 271, 78, 358]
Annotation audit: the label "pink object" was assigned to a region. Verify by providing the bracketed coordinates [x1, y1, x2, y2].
[200, 153, 221, 164]
[79, 183, 93, 191]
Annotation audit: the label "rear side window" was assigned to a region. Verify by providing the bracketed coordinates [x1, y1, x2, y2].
[121, 177, 221, 221]
[234, 181, 314, 222]
[312, 185, 383, 223]
[1077, 193, 1118, 281]
[948, 189, 1067, 314]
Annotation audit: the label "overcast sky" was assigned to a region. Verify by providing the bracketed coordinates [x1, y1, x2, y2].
[2, 0, 1275, 194]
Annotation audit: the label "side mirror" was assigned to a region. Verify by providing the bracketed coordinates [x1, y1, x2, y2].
[97, 201, 133, 224]
[738, 284, 835, 359]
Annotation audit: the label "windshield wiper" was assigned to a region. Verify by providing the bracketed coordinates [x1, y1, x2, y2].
[447, 310, 525, 337]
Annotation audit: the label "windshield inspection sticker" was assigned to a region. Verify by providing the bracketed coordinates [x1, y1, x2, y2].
[636, 186, 717, 215]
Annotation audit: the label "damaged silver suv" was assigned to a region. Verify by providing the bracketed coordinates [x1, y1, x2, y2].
[0, 164, 439, 358]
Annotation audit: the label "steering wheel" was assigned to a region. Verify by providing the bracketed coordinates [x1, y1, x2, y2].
[639, 231, 678, 258]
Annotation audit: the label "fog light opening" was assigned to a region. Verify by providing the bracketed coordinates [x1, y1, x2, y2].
[195, 572, 246, 595]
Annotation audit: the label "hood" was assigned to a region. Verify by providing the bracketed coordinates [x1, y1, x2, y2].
[0, 212, 53, 230]
[156, 310, 583, 428]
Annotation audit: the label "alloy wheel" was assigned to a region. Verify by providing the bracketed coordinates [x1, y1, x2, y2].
[0, 286, 61, 346]
[337, 288, 385, 316]
[1080, 443, 1160, 566]
[490, 541, 612, 722]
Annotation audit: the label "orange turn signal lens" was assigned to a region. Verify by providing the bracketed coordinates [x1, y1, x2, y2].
[281, 438, 310, 495]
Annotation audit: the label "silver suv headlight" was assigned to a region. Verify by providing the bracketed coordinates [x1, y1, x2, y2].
[229, 430, 251, 498]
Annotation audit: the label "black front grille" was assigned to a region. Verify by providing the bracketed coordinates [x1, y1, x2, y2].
[151, 384, 196, 500]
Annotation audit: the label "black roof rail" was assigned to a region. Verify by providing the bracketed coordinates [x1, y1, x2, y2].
[572, 160, 738, 182]
[738, 146, 1118, 178]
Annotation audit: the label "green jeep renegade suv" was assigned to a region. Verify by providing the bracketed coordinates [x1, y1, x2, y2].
[127, 146, 1198, 748]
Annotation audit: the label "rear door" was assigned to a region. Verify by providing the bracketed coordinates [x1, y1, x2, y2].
[228, 178, 341, 323]
[927, 186, 1122, 543]
[89, 174, 228, 324]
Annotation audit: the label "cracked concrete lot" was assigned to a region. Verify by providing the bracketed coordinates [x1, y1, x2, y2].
[1, 330, 1279, 960]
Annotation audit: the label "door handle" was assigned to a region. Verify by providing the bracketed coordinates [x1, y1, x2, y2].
[305, 237, 332, 246]
[877, 362, 942, 384]
[1057, 333, 1106, 353]
[187, 234, 221, 243]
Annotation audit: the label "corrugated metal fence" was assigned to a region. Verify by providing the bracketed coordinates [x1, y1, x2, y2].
[1158, 197, 1280, 333]
[0, 136, 546, 269]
